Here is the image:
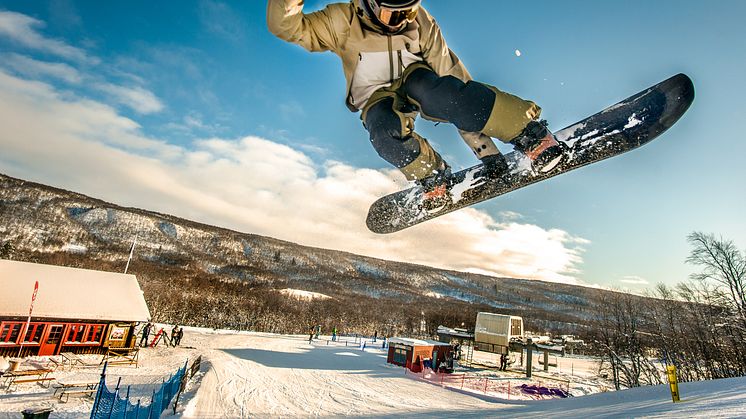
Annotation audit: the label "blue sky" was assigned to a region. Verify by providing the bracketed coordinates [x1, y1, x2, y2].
[0, 0, 744, 291]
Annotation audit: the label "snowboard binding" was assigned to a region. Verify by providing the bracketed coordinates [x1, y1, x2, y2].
[511, 120, 565, 174]
[417, 163, 454, 211]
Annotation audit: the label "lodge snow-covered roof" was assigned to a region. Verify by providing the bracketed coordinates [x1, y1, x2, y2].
[0, 260, 150, 322]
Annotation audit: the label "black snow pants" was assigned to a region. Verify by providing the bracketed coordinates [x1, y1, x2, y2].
[361, 64, 540, 181]
[363, 66, 495, 175]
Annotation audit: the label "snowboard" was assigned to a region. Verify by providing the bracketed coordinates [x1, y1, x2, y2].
[367, 73, 695, 234]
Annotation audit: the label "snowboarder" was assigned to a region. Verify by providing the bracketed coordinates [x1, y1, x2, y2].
[267, 0, 563, 206]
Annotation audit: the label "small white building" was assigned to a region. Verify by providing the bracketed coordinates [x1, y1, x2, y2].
[0, 260, 150, 357]
[474, 312, 523, 354]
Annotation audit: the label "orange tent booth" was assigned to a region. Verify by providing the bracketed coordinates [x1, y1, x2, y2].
[387, 337, 454, 373]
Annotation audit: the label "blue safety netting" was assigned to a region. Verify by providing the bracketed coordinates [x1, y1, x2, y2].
[90, 362, 186, 419]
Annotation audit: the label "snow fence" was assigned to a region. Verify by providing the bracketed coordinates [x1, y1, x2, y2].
[90, 361, 186, 419]
[406, 367, 570, 400]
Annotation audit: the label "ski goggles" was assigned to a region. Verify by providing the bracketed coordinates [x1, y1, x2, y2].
[372, 2, 420, 29]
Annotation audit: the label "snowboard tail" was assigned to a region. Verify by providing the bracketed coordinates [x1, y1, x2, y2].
[367, 73, 695, 234]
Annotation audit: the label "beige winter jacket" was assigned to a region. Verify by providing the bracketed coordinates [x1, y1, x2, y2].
[267, 0, 472, 112]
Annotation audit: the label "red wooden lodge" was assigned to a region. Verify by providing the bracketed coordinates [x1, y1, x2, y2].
[387, 337, 453, 373]
[0, 260, 150, 357]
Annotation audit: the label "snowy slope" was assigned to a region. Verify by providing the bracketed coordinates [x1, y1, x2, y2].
[3, 327, 743, 418]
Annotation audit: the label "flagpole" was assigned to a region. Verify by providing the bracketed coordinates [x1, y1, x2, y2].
[124, 237, 137, 274]
[18, 280, 39, 358]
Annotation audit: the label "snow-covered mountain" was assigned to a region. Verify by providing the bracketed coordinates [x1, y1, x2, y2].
[0, 173, 625, 334]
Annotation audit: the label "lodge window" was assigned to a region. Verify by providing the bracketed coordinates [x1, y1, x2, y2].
[85, 325, 105, 343]
[511, 319, 522, 336]
[0, 322, 23, 344]
[22, 323, 44, 343]
[47, 325, 64, 343]
[393, 347, 407, 365]
[66, 324, 87, 343]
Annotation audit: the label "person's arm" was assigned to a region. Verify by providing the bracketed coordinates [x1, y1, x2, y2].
[418, 7, 471, 81]
[267, 0, 341, 52]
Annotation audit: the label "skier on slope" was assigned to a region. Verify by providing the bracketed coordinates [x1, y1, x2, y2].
[267, 0, 563, 205]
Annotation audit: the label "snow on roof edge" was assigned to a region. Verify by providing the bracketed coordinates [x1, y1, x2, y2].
[0, 260, 150, 322]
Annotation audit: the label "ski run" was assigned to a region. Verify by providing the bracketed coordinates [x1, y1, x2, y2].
[2, 325, 746, 418]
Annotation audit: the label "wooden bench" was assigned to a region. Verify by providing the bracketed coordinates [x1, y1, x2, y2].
[2, 369, 55, 392]
[54, 380, 99, 402]
[59, 387, 98, 402]
[60, 352, 99, 369]
[100, 347, 140, 367]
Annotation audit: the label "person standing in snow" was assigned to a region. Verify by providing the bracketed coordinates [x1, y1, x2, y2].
[171, 325, 183, 346]
[139, 322, 152, 348]
[267, 0, 563, 207]
[332, 327, 338, 342]
[171, 325, 179, 347]
[309, 326, 315, 344]
[500, 353, 508, 371]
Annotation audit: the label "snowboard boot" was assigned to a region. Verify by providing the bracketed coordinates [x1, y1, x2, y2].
[478, 153, 509, 180]
[417, 162, 453, 210]
[510, 120, 564, 173]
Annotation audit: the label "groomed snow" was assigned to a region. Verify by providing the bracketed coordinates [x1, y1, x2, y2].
[278, 288, 332, 301]
[1, 326, 745, 418]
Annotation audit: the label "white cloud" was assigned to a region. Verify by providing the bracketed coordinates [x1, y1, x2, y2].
[620, 275, 650, 286]
[0, 71, 179, 159]
[0, 67, 589, 285]
[159, 114, 226, 140]
[0, 11, 162, 116]
[498, 211, 523, 222]
[1, 53, 82, 84]
[95, 82, 165, 114]
[198, 0, 246, 42]
[184, 114, 208, 130]
[0, 11, 95, 64]
[279, 101, 306, 121]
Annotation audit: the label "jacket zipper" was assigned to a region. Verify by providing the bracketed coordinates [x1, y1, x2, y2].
[397, 50, 403, 79]
[387, 35, 394, 82]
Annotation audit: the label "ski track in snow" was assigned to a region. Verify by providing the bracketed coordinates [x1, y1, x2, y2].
[186, 333, 500, 417]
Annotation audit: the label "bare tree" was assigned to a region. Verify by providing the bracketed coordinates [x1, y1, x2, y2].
[643, 233, 746, 381]
[593, 291, 662, 389]
[687, 232, 746, 327]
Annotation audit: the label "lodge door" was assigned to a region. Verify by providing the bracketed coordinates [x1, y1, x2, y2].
[38, 324, 64, 356]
